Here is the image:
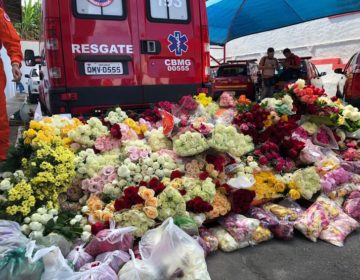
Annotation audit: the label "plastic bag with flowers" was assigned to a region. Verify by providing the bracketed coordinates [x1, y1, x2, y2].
[95, 250, 129, 273]
[66, 244, 94, 271]
[291, 167, 321, 200]
[114, 209, 155, 238]
[139, 218, 211, 280]
[85, 221, 135, 257]
[219, 214, 259, 246]
[198, 227, 219, 255]
[294, 196, 340, 242]
[209, 227, 242, 252]
[343, 191, 360, 221]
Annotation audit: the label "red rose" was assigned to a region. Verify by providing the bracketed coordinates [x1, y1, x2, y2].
[139, 181, 148, 187]
[114, 198, 131, 211]
[179, 189, 187, 195]
[91, 222, 108, 235]
[110, 124, 122, 139]
[170, 170, 183, 180]
[148, 177, 166, 195]
[230, 189, 255, 214]
[148, 178, 160, 189]
[199, 172, 210, 181]
[186, 197, 213, 213]
[259, 156, 268, 165]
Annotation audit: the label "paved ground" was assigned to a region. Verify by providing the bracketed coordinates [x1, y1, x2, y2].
[207, 230, 360, 280]
[6, 103, 360, 280]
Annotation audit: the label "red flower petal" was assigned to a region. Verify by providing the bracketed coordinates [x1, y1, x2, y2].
[170, 170, 184, 180]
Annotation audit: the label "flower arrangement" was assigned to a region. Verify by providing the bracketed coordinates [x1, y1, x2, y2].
[145, 128, 172, 152]
[250, 172, 286, 201]
[173, 131, 209, 157]
[219, 92, 236, 108]
[23, 121, 58, 147]
[94, 135, 121, 152]
[291, 167, 321, 200]
[105, 107, 128, 125]
[114, 209, 155, 237]
[157, 186, 187, 220]
[194, 93, 213, 107]
[69, 117, 109, 147]
[208, 124, 254, 157]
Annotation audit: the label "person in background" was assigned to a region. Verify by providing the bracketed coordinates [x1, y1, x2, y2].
[259, 47, 279, 99]
[281, 48, 301, 82]
[0, 7, 23, 161]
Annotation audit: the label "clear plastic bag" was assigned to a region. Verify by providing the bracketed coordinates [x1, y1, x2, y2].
[199, 227, 219, 255]
[0, 220, 30, 258]
[79, 261, 117, 279]
[0, 243, 44, 280]
[35, 233, 72, 257]
[139, 218, 211, 280]
[343, 191, 360, 221]
[66, 244, 94, 271]
[219, 214, 259, 243]
[85, 221, 135, 257]
[30, 245, 118, 280]
[118, 250, 158, 280]
[247, 207, 294, 240]
[341, 160, 360, 174]
[319, 212, 359, 247]
[173, 215, 199, 236]
[262, 203, 299, 221]
[209, 227, 243, 252]
[299, 140, 325, 165]
[250, 225, 272, 245]
[96, 250, 130, 273]
[312, 125, 339, 150]
[294, 196, 340, 242]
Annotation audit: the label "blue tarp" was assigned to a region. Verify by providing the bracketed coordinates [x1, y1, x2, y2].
[207, 0, 360, 45]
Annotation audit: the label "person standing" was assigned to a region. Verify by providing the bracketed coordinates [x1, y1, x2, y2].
[259, 48, 278, 99]
[0, 7, 23, 161]
[281, 48, 301, 82]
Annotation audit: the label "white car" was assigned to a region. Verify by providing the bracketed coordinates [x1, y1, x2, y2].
[25, 68, 40, 104]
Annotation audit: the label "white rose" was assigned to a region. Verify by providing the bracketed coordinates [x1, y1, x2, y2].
[29, 222, 43, 231]
[21, 224, 31, 235]
[75, 215, 83, 222]
[83, 225, 91, 232]
[40, 214, 52, 225]
[81, 231, 92, 242]
[37, 208, 47, 215]
[70, 219, 77, 225]
[2, 172, 12, 178]
[155, 170, 164, 178]
[81, 206, 89, 213]
[48, 209, 58, 216]
[24, 217, 31, 224]
[31, 213, 42, 223]
[0, 179, 12, 191]
[118, 166, 130, 178]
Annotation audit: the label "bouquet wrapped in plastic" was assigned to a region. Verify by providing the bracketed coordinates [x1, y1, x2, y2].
[66, 244, 94, 271]
[250, 225, 272, 244]
[262, 203, 299, 221]
[138, 218, 211, 280]
[198, 227, 219, 255]
[294, 196, 340, 242]
[85, 222, 135, 257]
[209, 227, 242, 252]
[96, 250, 130, 273]
[320, 168, 352, 194]
[343, 191, 360, 221]
[319, 212, 359, 247]
[173, 215, 199, 236]
[247, 207, 294, 240]
[219, 214, 259, 246]
[299, 140, 325, 165]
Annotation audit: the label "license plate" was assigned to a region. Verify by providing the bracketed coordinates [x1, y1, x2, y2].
[84, 62, 123, 75]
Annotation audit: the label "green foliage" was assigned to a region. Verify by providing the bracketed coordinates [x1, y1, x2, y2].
[14, 0, 41, 40]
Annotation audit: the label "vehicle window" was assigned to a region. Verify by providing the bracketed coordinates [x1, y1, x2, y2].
[31, 70, 39, 77]
[217, 66, 247, 77]
[357, 54, 360, 64]
[312, 63, 320, 77]
[75, 0, 124, 18]
[148, 0, 189, 22]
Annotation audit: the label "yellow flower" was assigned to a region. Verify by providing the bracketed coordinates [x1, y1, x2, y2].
[289, 189, 301, 200]
[263, 119, 273, 128]
[288, 181, 297, 189]
[281, 115, 289, 122]
[194, 93, 212, 107]
[338, 116, 345, 126]
[143, 206, 158, 219]
[274, 182, 286, 192]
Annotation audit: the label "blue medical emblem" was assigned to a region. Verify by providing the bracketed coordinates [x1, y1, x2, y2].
[168, 31, 189, 56]
[88, 0, 113, 7]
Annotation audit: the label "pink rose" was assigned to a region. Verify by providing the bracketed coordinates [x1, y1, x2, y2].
[139, 149, 149, 159]
[102, 166, 115, 176]
[81, 179, 91, 191]
[108, 173, 117, 182]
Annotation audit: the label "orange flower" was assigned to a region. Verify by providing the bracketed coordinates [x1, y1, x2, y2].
[143, 206, 158, 219]
[238, 95, 251, 105]
[206, 191, 231, 219]
[139, 186, 155, 200]
[145, 197, 158, 207]
[87, 195, 104, 212]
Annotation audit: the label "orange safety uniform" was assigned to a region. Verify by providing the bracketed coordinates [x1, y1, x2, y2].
[0, 8, 22, 160]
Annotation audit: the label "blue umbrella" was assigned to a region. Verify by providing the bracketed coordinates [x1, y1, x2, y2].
[207, 0, 360, 45]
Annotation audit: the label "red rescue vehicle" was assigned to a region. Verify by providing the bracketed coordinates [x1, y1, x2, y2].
[25, 0, 210, 114]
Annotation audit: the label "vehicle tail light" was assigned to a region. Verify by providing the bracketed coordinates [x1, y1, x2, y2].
[201, 26, 210, 84]
[45, 18, 65, 87]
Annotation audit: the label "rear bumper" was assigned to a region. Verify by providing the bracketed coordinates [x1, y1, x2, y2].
[346, 98, 360, 108]
[47, 83, 209, 114]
